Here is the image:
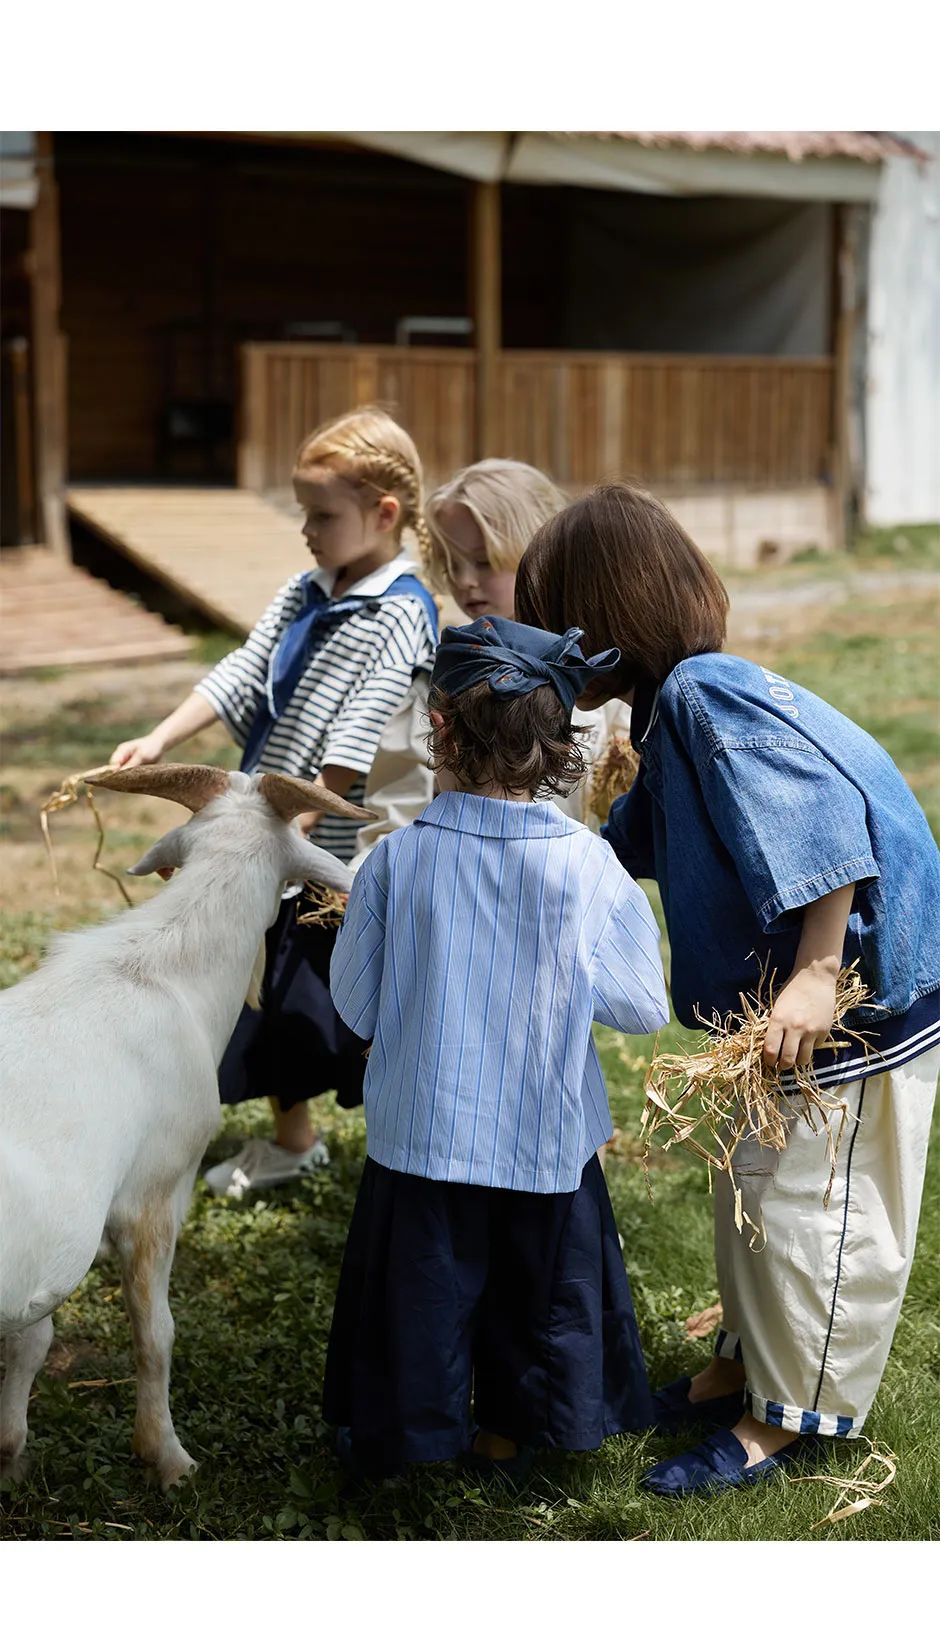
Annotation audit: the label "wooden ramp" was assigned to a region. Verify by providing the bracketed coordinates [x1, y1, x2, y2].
[67, 486, 308, 637]
[0, 547, 191, 674]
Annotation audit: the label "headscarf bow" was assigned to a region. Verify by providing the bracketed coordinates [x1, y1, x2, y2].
[431, 615, 620, 715]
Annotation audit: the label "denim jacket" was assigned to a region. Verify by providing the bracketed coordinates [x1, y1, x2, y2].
[602, 652, 940, 1030]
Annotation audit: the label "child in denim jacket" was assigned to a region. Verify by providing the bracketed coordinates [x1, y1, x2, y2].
[516, 482, 940, 1499]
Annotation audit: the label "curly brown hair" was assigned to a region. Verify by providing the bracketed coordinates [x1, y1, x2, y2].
[427, 681, 588, 798]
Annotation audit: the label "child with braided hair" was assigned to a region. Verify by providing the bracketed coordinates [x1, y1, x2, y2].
[110, 407, 439, 1196]
[425, 459, 634, 827]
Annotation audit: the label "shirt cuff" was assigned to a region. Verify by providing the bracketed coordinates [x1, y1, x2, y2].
[759, 852, 880, 932]
[318, 739, 379, 777]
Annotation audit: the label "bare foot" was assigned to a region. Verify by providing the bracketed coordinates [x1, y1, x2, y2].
[731, 1411, 796, 1465]
[688, 1355, 747, 1404]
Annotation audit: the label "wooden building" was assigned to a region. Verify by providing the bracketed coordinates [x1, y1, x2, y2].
[1, 129, 932, 660]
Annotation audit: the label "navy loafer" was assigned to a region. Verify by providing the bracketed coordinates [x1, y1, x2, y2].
[334, 1426, 404, 1483]
[642, 1426, 805, 1497]
[652, 1375, 747, 1435]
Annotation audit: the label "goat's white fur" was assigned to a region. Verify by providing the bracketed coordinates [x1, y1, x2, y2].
[0, 770, 355, 1488]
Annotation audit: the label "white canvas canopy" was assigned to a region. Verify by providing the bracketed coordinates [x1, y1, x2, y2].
[333, 131, 900, 202]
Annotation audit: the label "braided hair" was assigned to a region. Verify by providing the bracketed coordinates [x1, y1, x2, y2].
[294, 406, 432, 569]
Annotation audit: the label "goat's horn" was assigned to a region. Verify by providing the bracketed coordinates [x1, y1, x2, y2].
[86, 763, 230, 813]
[258, 773, 375, 823]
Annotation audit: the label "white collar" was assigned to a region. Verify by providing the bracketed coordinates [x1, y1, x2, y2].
[308, 547, 417, 602]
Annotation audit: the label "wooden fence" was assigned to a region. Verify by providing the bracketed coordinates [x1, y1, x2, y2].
[238, 343, 834, 494]
[238, 345, 476, 494]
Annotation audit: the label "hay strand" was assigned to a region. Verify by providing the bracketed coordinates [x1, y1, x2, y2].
[587, 732, 641, 823]
[796, 1437, 897, 1529]
[642, 966, 873, 1245]
[297, 883, 349, 928]
[40, 765, 134, 907]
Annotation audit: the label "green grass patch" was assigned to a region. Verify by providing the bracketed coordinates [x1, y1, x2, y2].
[2, 579, 938, 1540]
[4, 1083, 938, 1541]
[763, 598, 940, 836]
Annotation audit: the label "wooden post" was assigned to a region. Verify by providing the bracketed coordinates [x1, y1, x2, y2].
[830, 204, 861, 552]
[471, 181, 502, 458]
[8, 338, 37, 541]
[30, 133, 69, 556]
[237, 343, 268, 491]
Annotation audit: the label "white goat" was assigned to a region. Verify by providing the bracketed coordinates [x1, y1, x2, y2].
[0, 763, 368, 1489]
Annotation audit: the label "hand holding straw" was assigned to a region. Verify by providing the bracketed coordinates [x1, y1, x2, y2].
[643, 966, 872, 1245]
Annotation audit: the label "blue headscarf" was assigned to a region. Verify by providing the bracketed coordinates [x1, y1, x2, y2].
[431, 615, 620, 715]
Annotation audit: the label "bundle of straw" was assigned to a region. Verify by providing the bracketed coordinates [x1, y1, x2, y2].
[40, 765, 133, 907]
[587, 732, 641, 824]
[642, 967, 872, 1246]
[297, 884, 349, 929]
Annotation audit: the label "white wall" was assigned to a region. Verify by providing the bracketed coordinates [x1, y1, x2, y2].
[866, 133, 940, 525]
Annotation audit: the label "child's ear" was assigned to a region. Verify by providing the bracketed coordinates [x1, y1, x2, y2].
[429, 709, 445, 732]
[375, 494, 401, 535]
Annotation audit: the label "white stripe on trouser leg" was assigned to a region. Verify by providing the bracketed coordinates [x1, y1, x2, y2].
[713, 1046, 939, 1436]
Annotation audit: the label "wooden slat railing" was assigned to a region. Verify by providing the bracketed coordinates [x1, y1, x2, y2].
[238, 344, 476, 494]
[494, 352, 834, 489]
[238, 343, 833, 494]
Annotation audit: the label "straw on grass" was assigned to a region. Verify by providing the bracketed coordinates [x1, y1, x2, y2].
[796, 1437, 897, 1529]
[40, 765, 134, 907]
[587, 731, 641, 823]
[642, 966, 873, 1246]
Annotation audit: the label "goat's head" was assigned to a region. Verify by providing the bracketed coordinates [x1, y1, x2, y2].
[85, 764, 373, 897]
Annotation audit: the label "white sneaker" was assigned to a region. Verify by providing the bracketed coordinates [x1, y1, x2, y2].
[204, 1137, 331, 1200]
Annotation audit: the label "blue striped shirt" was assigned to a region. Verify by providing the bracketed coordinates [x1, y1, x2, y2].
[330, 790, 669, 1193]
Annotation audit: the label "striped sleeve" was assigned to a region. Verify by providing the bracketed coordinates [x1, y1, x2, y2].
[320, 597, 436, 775]
[329, 848, 389, 1039]
[591, 862, 669, 1034]
[193, 578, 302, 746]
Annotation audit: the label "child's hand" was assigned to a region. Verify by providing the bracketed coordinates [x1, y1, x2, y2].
[109, 733, 165, 769]
[294, 809, 320, 838]
[763, 961, 838, 1069]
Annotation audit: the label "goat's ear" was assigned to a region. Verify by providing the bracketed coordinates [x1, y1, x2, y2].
[127, 825, 187, 877]
[87, 763, 229, 813]
[282, 836, 355, 895]
[258, 772, 375, 823]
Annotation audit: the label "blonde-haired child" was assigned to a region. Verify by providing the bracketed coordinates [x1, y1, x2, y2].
[110, 406, 439, 1195]
[425, 459, 631, 826]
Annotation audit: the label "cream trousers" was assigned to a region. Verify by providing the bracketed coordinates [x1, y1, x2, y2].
[713, 1045, 940, 1436]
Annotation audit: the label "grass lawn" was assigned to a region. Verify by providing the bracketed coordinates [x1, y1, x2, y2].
[1, 560, 938, 1541]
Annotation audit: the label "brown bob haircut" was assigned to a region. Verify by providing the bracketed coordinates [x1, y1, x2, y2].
[515, 483, 729, 688]
[428, 681, 587, 798]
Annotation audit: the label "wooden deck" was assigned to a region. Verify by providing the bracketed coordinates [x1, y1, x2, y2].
[0, 547, 192, 674]
[66, 486, 309, 637]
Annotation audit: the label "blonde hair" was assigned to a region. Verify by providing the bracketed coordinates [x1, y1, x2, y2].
[424, 459, 567, 593]
[294, 406, 432, 566]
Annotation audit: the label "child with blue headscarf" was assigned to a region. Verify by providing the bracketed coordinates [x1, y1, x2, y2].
[324, 615, 669, 1481]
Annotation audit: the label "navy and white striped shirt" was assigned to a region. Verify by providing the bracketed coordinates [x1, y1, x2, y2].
[195, 551, 437, 861]
[330, 791, 669, 1193]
